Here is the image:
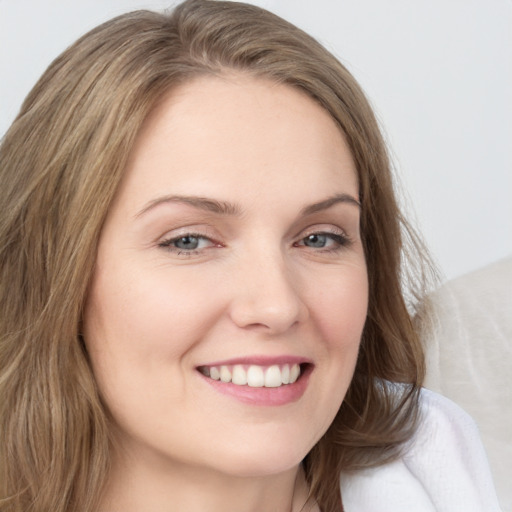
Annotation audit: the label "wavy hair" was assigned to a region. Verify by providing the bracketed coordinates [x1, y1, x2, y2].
[0, 1, 434, 510]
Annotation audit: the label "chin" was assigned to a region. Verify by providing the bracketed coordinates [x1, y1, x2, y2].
[203, 433, 315, 478]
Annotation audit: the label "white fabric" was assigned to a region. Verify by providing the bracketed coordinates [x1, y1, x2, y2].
[340, 389, 502, 512]
[423, 256, 512, 511]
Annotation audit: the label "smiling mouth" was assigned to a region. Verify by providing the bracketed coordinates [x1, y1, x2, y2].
[197, 363, 307, 388]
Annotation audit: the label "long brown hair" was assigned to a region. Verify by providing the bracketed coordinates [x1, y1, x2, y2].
[0, 1, 434, 510]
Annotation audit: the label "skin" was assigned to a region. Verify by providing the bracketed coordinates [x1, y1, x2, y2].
[83, 74, 368, 512]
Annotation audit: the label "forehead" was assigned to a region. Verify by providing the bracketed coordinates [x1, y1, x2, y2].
[115, 74, 358, 212]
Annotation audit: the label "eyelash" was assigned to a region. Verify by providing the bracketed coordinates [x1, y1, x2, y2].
[158, 232, 217, 256]
[294, 230, 352, 252]
[158, 229, 352, 256]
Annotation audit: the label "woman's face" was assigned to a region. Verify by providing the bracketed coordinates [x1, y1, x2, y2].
[83, 75, 368, 478]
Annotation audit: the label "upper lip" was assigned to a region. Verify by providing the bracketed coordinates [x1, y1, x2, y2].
[197, 355, 312, 368]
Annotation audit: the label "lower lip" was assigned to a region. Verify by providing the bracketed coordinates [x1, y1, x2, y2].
[198, 365, 312, 406]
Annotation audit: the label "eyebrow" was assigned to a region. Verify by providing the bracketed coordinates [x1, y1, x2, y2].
[300, 193, 361, 215]
[135, 192, 360, 219]
[135, 195, 241, 218]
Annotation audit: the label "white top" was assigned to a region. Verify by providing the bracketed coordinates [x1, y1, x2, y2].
[340, 389, 502, 512]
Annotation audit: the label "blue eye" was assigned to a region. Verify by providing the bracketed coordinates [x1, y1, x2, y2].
[303, 234, 329, 248]
[159, 234, 214, 253]
[297, 232, 350, 251]
[173, 235, 201, 250]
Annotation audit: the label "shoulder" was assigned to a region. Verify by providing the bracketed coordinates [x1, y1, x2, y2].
[339, 388, 502, 512]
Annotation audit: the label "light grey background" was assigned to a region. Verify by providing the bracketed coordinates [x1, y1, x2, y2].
[1, 0, 511, 281]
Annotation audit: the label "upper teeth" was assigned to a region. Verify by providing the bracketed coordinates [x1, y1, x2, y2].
[200, 364, 301, 388]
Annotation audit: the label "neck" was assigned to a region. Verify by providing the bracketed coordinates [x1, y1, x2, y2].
[98, 451, 316, 512]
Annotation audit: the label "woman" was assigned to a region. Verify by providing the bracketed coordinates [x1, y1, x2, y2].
[0, 1, 500, 511]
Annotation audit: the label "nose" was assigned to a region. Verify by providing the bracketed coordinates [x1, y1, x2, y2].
[228, 249, 309, 333]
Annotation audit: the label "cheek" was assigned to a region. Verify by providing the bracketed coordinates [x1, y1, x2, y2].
[84, 266, 214, 355]
[82, 268, 215, 428]
[309, 264, 368, 350]
[294, 263, 368, 439]
[82, 263, 229, 412]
